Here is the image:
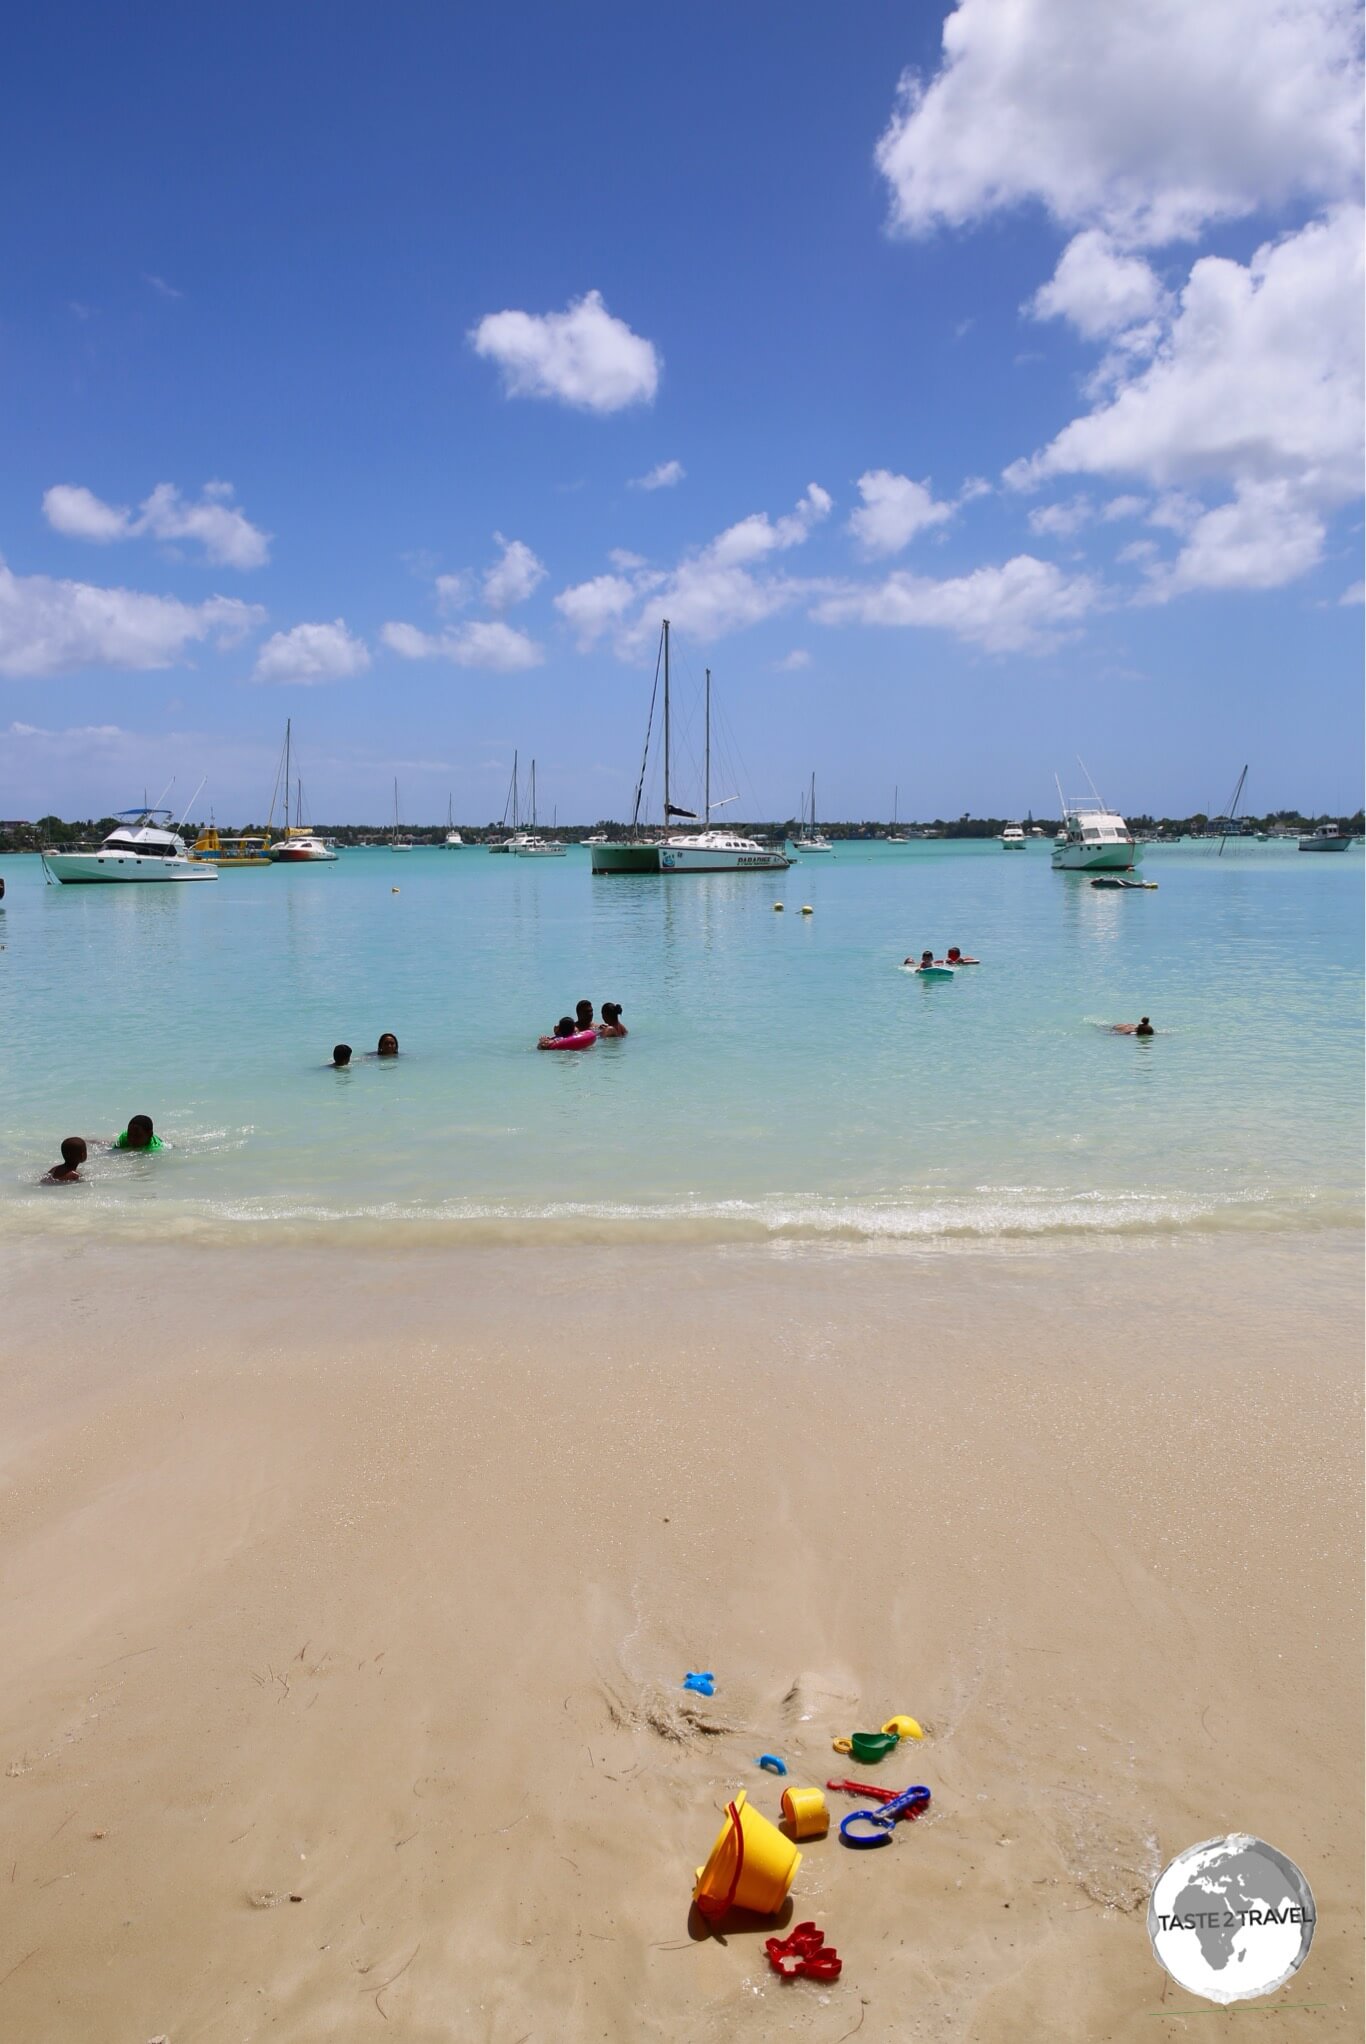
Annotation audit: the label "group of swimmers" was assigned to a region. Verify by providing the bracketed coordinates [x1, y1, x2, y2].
[905, 945, 979, 970]
[538, 999, 627, 1050]
[42, 1114, 162, 1183]
[330, 1034, 399, 1068]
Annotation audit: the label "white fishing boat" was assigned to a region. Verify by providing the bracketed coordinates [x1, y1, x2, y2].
[1001, 823, 1026, 849]
[794, 773, 833, 852]
[43, 799, 217, 884]
[512, 761, 566, 855]
[1298, 822, 1353, 852]
[593, 625, 789, 874]
[1051, 768, 1141, 873]
[267, 722, 338, 861]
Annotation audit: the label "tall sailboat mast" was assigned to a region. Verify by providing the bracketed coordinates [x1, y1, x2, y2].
[513, 749, 520, 832]
[704, 666, 711, 826]
[529, 759, 537, 830]
[284, 719, 292, 832]
[662, 618, 671, 830]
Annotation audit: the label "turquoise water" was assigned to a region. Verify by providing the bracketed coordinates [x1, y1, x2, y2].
[1, 840, 1361, 1244]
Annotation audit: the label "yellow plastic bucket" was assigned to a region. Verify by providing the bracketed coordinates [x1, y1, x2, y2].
[781, 1785, 829, 1841]
[694, 1791, 800, 1919]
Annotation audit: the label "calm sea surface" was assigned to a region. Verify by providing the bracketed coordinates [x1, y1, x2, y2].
[1, 839, 1361, 1246]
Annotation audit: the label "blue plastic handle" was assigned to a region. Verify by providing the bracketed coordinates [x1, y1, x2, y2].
[756, 1753, 788, 1775]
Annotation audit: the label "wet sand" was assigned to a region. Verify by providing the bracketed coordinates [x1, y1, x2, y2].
[0, 1231, 1360, 2041]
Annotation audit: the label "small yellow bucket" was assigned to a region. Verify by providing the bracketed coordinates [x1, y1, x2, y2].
[694, 1790, 800, 1919]
[780, 1785, 829, 1841]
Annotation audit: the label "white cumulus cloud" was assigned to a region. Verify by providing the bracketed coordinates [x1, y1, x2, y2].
[1145, 480, 1327, 597]
[1027, 494, 1094, 538]
[483, 534, 546, 611]
[253, 619, 371, 686]
[379, 618, 543, 672]
[631, 459, 685, 490]
[1028, 232, 1167, 337]
[469, 290, 660, 413]
[848, 471, 955, 556]
[876, 0, 1363, 246]
[555, 485, 832, 656]
[0, 560, 263, 679]
[43, 479, 271, 569]
[813, 554, 1097, 653]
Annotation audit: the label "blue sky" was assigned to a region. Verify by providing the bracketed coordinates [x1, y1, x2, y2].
[1, 0, 1361, 824]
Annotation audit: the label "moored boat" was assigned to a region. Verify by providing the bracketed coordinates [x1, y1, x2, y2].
[1298, 822, 1353, 851]
[43, 806, 217, 884]
[1051, 770, 1141, 873]
[189, 826, 271, 867]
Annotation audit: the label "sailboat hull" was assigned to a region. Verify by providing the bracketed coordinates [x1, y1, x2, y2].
[591, 843, 662, 873]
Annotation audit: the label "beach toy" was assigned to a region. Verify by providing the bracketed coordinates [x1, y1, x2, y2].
[756, 1753, 788, 1775]
[539, 1029, 597, 1051]
[838, 1783, 932, 1849]
[881, 1715, 924, 1741]
[682, 1671, 715, 1696]
[764, 1921, 842, 1982]
[832, 1731, 899, 1765]
[781, 1786, 830, 1841]
[915, 965, 955, 980]
[693, 1791, 801, 1922]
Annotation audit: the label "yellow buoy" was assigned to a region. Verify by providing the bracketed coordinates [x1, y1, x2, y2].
[801, 904, 813, 915]
[773, 902, 784, 912]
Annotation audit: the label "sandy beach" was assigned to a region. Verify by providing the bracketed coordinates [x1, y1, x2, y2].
[0, 1229, 1360, 2042]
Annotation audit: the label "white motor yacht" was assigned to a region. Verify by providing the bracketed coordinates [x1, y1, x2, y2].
[1001, 824, 1027, 850]
[1051, 799, 1141, 872]
[43, 807, 217, 884]
[1298, 822, 1352, 852]
[270, 827, 338, 863]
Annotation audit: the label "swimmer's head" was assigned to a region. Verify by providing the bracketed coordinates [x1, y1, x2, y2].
[61, 1136, 87, 1169]
[576, 999, 594, 1027]
[126, 1114, 155, 1148]
[332, 1044, 352, 1067]
[555, 1016, 576, 1038]
[376, 1033, 399, 1057]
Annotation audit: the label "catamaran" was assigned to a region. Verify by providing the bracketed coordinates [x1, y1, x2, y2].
[43, 797, 218, 884]
[268, 721, 338, 862]
[592, 623, 789, 874]
[1051, 765, 1141, 873]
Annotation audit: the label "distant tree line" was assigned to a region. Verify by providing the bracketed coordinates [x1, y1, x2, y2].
[1, 806, 1361, 855]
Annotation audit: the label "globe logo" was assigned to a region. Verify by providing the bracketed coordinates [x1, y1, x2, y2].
[1148, 1834, 1315, 2003]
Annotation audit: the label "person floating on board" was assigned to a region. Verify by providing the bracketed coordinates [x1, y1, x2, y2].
[113, 1114, 163, 1152]
[42, 1136, 87, 1184]
[945, 946, 980, 965]
[1112, 1017, 1155, 1036]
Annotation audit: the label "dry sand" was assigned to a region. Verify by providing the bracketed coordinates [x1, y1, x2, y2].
[0, 1229, 1360, 2042]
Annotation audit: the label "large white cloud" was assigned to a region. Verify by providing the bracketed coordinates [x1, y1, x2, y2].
[1006, 208, 1364, 589]
[379, 618, 543, 672]
[877, 0, 1363, 246]
[252, 619, 371, 685]
[469, 290, 659, 413]
[814, 555, 1097, 653]
[43, 480, 271, 569]
[0, 561, 262, 679]
[553, 573, 642, 650]
[848, 471, 955, 555]
[483, 534, 546, 611]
